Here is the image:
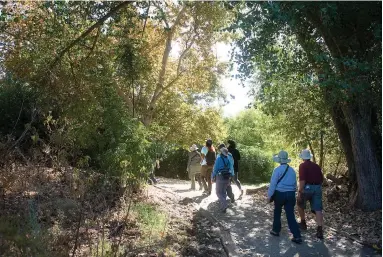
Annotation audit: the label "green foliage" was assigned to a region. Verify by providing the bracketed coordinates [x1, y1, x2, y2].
[0, 1, 230, 183]
[133, 202, 168, 243]
[0, 75, 39, 138]
[0, 215, 56, 257]
[157, 148, 189, 180]
[238, 146, 273, 183]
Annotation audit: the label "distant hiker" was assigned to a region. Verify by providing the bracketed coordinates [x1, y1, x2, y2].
[227, 139, 244, 196]
[187, 144, 203, 190]
[200, 139, 216, 195]
[268, 150, 302, 244]
[148, 154, 160, 185]
[212, 146, 234, 213]
[218, 143, 235, 204]
[297, 149, 324, 239]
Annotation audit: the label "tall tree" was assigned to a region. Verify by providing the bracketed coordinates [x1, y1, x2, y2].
[232, 2, 381, 210]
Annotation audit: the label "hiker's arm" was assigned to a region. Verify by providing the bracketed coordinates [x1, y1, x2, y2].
[267, 169, 279, 199]
[200, 147, 207, 162]
[187, 154, 191, 170]
[298, 164, 305, 197]
[229, 157, 235, 176]
[211, 157, 219, 180]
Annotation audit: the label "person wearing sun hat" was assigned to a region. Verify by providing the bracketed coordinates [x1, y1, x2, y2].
[267, 150, 302, 244]
[211, 144, 235, 213]
[297, 149, 324, 239]
[187, 144, 203, 190]
[217, 143, 235, 204]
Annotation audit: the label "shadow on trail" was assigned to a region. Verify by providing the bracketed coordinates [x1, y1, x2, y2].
[156, 178, 379, 256]
[203, 196, 373, 257]
[189, 194, 210, 204]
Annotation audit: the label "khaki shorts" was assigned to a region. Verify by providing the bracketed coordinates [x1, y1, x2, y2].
[201, 165, 213, 178]
[188, 164, 201, 179]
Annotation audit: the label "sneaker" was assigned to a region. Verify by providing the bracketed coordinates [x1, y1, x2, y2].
[270, 230, 280, 236]
[291, 237, 303, 244]
[240, 189, 244, 196]
[298, 220, 307, 231]
[230, 196, 235, 203]
[198, 187, 203, 191]
[316, 226, 324, 239]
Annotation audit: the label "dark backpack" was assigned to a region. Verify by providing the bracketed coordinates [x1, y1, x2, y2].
[219, 155, 231, 179]
[205, 150, 216, 165]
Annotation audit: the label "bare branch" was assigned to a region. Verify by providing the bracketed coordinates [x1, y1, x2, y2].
[49, 2, 130, 70]
[84, 27, 100, 60]
[141, 1, 151, 37]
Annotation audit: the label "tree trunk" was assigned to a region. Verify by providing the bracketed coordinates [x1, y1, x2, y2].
[329, 103, 357, 199]
[342, 101, 382, 211]
[333, 152, 342, 177]
[319, 131, 324, 169]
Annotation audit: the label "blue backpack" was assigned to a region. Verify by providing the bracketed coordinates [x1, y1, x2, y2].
[219, 155, 231, 179]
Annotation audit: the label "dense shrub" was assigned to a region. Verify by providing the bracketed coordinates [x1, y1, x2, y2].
[156, 146, 273, 184]
[156, 148, 189, 180]
[0, 75, 153, 185]
[0, 76, 41, 139]
[236, 146, 273, 183]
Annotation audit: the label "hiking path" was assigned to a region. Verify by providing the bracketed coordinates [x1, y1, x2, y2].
[154, 177, 379, 257]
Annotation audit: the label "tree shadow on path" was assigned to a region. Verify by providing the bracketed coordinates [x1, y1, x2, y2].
[203, 195, 376, 257]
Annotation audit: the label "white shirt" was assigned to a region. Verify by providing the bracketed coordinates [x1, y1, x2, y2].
[200, 146, 208, 165]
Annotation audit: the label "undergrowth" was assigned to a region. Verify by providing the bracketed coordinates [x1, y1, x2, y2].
[132, 202, 168, 245]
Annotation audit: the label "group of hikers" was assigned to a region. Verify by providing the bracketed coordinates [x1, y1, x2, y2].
[186, 139, 324, 244]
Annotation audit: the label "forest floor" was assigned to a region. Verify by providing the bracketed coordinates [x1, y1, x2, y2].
[0, 165, 226, 257]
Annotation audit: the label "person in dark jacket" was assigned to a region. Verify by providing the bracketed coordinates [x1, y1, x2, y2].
[228, 140, 244, 196]
[200, 139, 216, 195]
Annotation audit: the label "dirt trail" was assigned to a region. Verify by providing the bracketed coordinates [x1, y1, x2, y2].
[146, 183, 226, 257]
[154, 177, 380, 257]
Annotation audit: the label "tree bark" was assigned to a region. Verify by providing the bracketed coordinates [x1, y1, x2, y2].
[329, 103, 358, 202]
[319, 131, 324, 169]
[143, 4, 187, 126]
[49, 2, 130, 70]
[341, 101, 382, 211]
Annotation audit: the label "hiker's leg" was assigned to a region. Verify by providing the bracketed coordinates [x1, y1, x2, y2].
[196, 173, 203, 190]
[284, 191, 301, 239]
[226, 183, 234, 202]
[312, 185, 324, 227]
[297, 193, 306, 222]
[272, 191, 283, 233]
[315, 211, 324, 226]
[233, 171, 242, 191]
[191, 175, 196, 190]
[149, 172, 157, 184]
[216, 176, 228, 210]
[190, 165, 197, 190]
[206, 166, 213, 194]
[200, 166, 208, 191]
[298, 206, 305, 221]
